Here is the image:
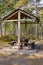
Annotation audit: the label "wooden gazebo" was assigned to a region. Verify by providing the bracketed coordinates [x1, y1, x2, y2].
[3, 9, 39, 48]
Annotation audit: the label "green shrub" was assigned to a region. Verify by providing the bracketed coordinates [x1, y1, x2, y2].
[26, 34, 36, 40]
[20, 35, 25, 38]
[0, 35, 18, 42]
[0, 34, 36, 42]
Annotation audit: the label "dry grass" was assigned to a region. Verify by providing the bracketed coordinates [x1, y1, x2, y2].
[0, 40, 9, 47]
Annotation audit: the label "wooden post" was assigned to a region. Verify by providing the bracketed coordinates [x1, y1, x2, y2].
[18, 11, 20, 49]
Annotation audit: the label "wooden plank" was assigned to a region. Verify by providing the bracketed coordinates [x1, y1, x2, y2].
[4, 20, 18, 22]
[4, 19, 36, 22]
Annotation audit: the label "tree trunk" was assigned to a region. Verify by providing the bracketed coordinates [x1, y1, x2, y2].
[25, 21, 27, 36]
[35, 0, 39, 40]
[0, 21, 2, 37]
[15, 22, 18, 35]
[13, 22, 15, 35]
[4, 22, 7, 36]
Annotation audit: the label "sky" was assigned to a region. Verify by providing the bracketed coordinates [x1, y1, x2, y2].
[30, 0, 43, 5]
[39, 0, 43, 7]
[40, 0, 43, 3]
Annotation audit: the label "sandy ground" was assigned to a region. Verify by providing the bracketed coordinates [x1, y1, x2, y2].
[0, 47, 43, 65]
[0, 53, 43, 65]
[0, 40, 43, 65]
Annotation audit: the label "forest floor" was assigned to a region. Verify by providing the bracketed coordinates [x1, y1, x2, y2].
[0, 51, 43, 65]
[0, 40, 43, 65]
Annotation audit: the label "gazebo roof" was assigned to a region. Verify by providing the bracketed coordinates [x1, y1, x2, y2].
[3, 9, 39, 23]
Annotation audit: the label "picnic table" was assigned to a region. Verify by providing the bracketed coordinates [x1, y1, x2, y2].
[20, 38, 40, 51]
[8, 38, 40, 52]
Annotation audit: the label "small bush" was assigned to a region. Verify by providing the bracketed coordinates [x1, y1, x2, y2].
[20, 35, 25, 38]
[26, 34, 36, 40]
[0, 34, 36, 42]
[0, 35, 17, 42]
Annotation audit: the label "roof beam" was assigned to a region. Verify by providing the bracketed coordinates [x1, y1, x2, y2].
[5, 11, 18, 20]
[20, 11, 35, 19]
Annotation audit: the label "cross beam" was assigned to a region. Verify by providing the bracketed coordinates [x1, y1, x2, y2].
[4, 19, 36, 22]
